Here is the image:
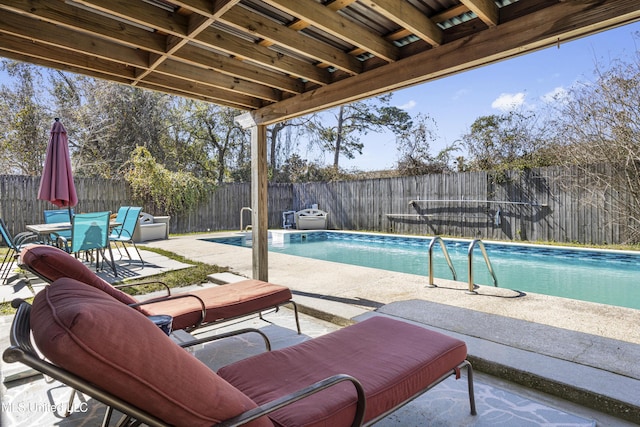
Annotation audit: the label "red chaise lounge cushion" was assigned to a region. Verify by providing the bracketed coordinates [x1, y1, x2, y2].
[21, 244, 141, 307]
[145, 279, 293, 330]
[30, 277, 272, 427]
[218, 315, 468, 427]
[21, 244, 293, 331]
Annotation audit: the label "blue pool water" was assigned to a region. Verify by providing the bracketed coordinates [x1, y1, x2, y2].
[204, 231, 640, 310]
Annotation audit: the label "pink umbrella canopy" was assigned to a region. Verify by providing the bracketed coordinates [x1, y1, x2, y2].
[37, 118, 78, 209]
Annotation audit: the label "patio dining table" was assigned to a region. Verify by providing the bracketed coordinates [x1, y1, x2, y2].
[26, 221, 121, 236]
[26, 220, 122, 276]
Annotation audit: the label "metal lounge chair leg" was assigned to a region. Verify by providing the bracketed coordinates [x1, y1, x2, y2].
[258, 302, 301, 334]
[465, 360, 477, 415]
[65, 389, 77, 417]
[290, 301, 301, 334]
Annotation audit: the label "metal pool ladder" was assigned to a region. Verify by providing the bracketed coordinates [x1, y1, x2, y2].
[427, 236, 457, 287]
[467, 239, 498, 294]
[240, 207, 252, 231]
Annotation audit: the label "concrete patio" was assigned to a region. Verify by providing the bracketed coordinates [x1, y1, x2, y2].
[1, 233, 639, 426]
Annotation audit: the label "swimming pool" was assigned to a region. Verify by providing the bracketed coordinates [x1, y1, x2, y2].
[204, 231, 640, 310]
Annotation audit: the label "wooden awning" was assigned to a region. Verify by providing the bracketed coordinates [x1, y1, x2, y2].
[1, 0, 639, 125]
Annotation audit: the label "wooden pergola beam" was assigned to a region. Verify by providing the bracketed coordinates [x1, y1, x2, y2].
[462, 0, 499, 27]
[235, 113, 269, 281]
[220, 7, 363, 75]
[359, 0, 443, 46]
[249, 0, 640, 125]
[262, 0, 399, 62]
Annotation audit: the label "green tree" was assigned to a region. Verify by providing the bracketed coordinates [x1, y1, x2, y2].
[309, 94, 412, 169]
[182, 102, 248, 184]
[125, 147, 212, 216]
[272, 153, 308, 182]
[162, 98, 218, 180]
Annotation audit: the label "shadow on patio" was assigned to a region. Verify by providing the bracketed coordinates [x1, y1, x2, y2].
[0, 243, 637, 426]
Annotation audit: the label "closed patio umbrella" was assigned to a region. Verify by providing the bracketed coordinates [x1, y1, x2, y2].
[37, 118, 78, 219]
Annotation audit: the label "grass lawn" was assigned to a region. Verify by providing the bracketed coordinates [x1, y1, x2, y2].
[0, 246, 228, 315]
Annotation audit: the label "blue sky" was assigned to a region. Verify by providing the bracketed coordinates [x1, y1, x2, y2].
[2, 21, 639, 171]
[336, 21, 640, 171]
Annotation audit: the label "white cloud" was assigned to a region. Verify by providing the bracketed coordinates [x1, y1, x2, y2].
[397, 100, 417, 110]
[491, 92, 526, 111]
[452, 88, 470, 101]
[541, 86, 569, 104]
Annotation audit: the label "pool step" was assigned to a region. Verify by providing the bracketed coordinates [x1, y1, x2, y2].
[209, 275, 370, 327]
[370, 300, 640, 425]
[207, 272, 249, 284]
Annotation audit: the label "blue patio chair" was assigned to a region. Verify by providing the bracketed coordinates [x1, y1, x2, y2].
[109, 206, 144, 267]
[58, 211, 117, 276]
[43, 208, 74, 244]
[0, 218, 40, 283]
[109, 206, 130, 236]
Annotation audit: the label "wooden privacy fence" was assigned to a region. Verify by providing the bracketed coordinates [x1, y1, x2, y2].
[0, 175, 130, 236]
[293, 166, 627, 245]
[0, 165, 631, 245]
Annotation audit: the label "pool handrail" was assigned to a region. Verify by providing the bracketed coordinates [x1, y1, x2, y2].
[467, 239, 498, 293]
[428, 237, 457, 287]
[240, 207, 252, 231]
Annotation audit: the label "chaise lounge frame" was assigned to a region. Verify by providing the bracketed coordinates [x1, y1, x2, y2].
[4, 300, 353, 427]
[4, 289, 476, 427]
[19, 244, 301, 335]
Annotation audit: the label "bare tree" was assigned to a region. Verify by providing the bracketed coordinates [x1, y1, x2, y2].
[267, 116, 314, 174]
[395, 113, 457, 175]
[461, 109, 552, 172]
[548, 55, 640, 242]
[48, 76, 175, 177]
[0, 61, 49, 175]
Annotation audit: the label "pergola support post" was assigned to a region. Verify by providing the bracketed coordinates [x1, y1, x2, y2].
[236, 113, 269, 281]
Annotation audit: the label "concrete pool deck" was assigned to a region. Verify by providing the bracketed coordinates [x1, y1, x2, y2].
[2, 232, 639, 425]
[142, 231, 640, 424]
